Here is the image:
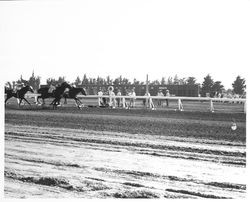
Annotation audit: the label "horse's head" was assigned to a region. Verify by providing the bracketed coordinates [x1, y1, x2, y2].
[61, 82, 72, 89]
[81, 88, 87, 96]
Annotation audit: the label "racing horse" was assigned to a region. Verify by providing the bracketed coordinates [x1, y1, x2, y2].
[63, 87, 87, 108]
[5, 85, 34, 107]
[36, 86, 55, 105]
[50, 82, 72, 109]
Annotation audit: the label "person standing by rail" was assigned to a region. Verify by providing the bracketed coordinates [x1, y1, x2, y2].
[116, 89, 122, 107]
[97, 88, 103, 106]
[165, 89, 170, 107]
[129, 88, 136, 108]
[157, 90, 164, 107]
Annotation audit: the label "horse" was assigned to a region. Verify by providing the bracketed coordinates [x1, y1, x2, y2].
[50, 82, 72, 109]
[5, 85, 34, 107]
[36, 87, 55, 105]
[63, 87, 87, 108]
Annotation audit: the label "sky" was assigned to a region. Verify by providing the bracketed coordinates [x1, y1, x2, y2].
[0, 0, 249, 89]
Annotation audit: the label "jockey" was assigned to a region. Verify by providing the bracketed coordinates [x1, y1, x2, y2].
[14, 82, 24, 92]
[48, 84, 56, 93]
[13, 82, 24, 105]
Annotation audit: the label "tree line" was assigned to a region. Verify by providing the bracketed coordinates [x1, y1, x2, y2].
[5, 72, 246, 96]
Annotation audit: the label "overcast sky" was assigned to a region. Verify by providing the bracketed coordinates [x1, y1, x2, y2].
[0, 0, 249, 89]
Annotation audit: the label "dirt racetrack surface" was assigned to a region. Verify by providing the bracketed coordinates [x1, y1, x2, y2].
[4, 105, 246, 198]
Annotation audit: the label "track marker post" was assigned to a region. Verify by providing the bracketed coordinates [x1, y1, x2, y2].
[210, 99, 214, 112]
[122, 97, 126, 108]
[178, 99, 183, 111]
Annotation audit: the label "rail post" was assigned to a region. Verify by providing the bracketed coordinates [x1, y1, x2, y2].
[178, 99, 183, 111]
[210, 99, 214, 112]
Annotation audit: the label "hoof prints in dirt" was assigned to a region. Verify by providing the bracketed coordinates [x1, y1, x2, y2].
[94, 167, 246, 191]
[4, 170, 110, 192]
[165, 188, 229, 199]
[6, 154, 81, 168]
[139, 151, 246, 166]
[6, 130, 246, 160]
[104, 190, 160, 198]
[5, 170, 74, 190]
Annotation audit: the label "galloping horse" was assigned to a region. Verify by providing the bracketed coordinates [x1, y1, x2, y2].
[50, 82, 72, 109]
[5, 85, 34, 107]
[36, 86, 55, 105]
[63, 87, 87, 108]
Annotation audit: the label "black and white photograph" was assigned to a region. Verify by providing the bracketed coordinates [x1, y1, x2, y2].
[0, 0, 249, 199]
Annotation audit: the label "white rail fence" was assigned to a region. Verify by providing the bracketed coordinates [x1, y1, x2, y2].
[6, 93, 246, 113]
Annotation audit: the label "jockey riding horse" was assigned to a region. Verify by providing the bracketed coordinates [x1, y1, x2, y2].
[5, 85, 34, 107]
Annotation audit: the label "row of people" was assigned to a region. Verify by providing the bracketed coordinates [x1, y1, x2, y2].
[97, 88, 170, 108]
[97, 88, 136, 108]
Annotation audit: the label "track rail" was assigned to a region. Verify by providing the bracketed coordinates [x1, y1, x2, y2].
[5, 93, 246, 113]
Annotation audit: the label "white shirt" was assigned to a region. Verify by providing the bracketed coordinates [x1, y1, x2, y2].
[98, 91, 103, 96]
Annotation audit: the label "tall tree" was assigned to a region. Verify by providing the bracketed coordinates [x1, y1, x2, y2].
[46, 78, 57, 86]
[167, 76, 173, 85]
[186, 77, 197, 85]
[82, 74, 89, 85]
[96, 76, 102, 85]
[28, 70, 40, 90]
[74, 76, 81, 85]
[161, 77, 166, 85]
[17, 75, 28, 85]
[133, 78, 140, 85]
[179, 78, 186, 85]
[212, 81, 224, 93]
[113, 77, 121, 86]
[58, 76, 65, 84]
[173, 74, 179, 85]
[150, 80, 160, 85]
[201, 74, 214, 96]
[232, 76, 246, 95]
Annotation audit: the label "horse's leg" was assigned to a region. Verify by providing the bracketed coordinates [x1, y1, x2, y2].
[77, 98, 84, 108]
[53, 98, 60, 109]
[74, 98, 81, 108]
[64, 97, 67, 104]
[5, 96, 10, 104]
[51, 98, 56, 109]
[36, 96, 40, 105]
[23, 97, 31, 105]
[50, 98, 56, 105]
[18, 98, 23, 107]
[76, 97, 82, 104]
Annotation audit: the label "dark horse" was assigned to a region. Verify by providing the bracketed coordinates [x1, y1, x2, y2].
[63, 87, 87, 108]
[5, 85, 34, 107]
[36, 87, 55, 105]
[50, 82, 72, 109]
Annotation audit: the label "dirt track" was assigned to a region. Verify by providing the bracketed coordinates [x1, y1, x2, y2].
[4, 106, 246, 198]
